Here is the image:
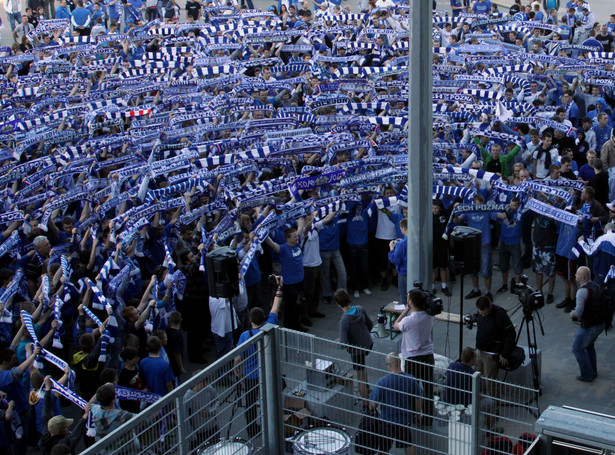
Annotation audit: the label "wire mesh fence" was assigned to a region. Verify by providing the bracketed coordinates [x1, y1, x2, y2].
[81, 325, 540, 455]
[478, 377, 540, 455]
[81, 329, 269, 455]
[278, 328, 540, 455]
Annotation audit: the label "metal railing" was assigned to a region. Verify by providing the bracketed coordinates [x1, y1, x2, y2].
[81, 326, 285, 455]
[82, 325, 540, 455]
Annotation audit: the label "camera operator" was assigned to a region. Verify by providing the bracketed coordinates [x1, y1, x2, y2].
[571, 266, 604, 382]
[474, 296, 516, 395]
[393, 289, 434, 424]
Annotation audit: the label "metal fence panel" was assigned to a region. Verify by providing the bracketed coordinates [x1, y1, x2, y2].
[82, 326, 540, 455]
[479, 376, 540, 455]
[81, 330, 269, 455]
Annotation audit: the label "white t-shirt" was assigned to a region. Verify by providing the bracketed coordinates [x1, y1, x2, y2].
[209, 297, 238, 337]
[375, 204, 401, 240]
[532, 147, 559, 179]
[303, 221, 324, 268]
[399, 310, 434, 358]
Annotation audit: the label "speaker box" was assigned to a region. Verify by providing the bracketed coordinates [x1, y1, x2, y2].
[206, 247, 239, 298]
[450, 226, 482, 275]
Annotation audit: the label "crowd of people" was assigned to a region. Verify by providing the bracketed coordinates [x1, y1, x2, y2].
[0, 0, 613, 452]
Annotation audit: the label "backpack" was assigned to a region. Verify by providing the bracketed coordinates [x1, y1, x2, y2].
[585, 280, 615, 332]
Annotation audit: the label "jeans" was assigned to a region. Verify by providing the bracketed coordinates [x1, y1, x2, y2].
[320, 249, 347, 297]
[480, 244, 493, 278]
[572, 323, 604, 379]
[213, 332, 233, 359]
[347, 244, 369, 292]
[7, 12, 21, 32]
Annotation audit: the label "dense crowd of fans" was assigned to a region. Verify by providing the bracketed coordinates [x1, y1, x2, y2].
[0, 0, 614, 453]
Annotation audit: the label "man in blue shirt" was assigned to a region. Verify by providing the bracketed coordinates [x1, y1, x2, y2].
[454, 194, 498, 301]
[319, 211, 347, 309]
[578, 150, 597, 183]
[138, 335, 175, 396]
[593, 113, 612, 153]
[265, 226, 308, 332]
[234, 275, 281, 439]
[369, 353, 422, 454]
[472, 0, 491, 15]
[55, 0, 71, 19]
[496, 198, 523, 294]
[563, 90, 579, 128]
[608, 15, 615, 35]
[450, 0, 463, 17]
[444, 347, 476, 406]
[71, 0, 91, 35]
[0, 345, 41, 454]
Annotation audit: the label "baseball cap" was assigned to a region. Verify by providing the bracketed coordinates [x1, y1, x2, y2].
[48, 416, 74, 434]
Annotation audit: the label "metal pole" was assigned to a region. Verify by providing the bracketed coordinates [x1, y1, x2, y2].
[459, 274, 464, 359]
[471, 371, 482, 455]
[406, 0, 433, 290]
[261, 324, 285, 454]
[175, 396, 187, 455]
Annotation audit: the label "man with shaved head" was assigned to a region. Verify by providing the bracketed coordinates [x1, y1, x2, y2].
[571, 266, 605, 382]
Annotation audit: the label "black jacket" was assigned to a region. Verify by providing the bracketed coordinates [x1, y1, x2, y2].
[476, 305, 516, 359]
[38, 390, 86, 455]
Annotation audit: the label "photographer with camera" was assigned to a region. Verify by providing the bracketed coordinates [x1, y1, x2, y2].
[234, 275, 283, 438]
[571, 266, 605, 382]
[394, 289, 434, 425]
[474, 296, 516, 396]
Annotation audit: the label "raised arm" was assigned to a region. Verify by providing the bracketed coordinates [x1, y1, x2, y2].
[264, 236, 280, 254]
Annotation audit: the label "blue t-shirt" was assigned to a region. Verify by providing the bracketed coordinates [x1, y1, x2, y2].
[139, 357, 174, 396]
[578, 163, 595, 182]
[346, 203, 369, 246]
[370, 372, 422, 425]
[236, 313, 278, 379]
[472, 0, 491, 15]
[450, 0, 462, 16]
[319, 215, 341, 251]
[0, 368, 28, 413]
[499, 212, 522, 244]
[444, 361, 473, 406]
[279, 243, 304, 285]
[460, 212, 497, 245]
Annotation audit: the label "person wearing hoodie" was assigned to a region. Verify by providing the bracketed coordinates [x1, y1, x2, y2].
[88, 383, 135, 441]
[334, 289, 373, 408]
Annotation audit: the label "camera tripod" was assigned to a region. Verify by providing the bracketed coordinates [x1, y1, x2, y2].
[507, 304, 544, 412]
